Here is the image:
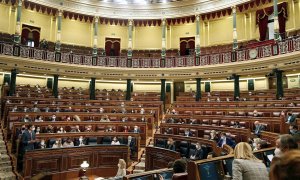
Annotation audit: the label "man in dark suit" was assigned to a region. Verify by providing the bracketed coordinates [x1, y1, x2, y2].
[128, 136, 136, 157]
[285, 110, 297, 125]
[254, 121, 266, 136]
[217, 132, 236, 148]
[21, 124, 36, 151]
[190, 143, 204, 160]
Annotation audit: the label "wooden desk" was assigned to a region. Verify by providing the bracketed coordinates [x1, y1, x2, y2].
[23, 145, 129, 180]
[145, 146, 181, 171]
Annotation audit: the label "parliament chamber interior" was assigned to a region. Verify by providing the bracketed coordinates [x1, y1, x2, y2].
[0, 0, 300, 179]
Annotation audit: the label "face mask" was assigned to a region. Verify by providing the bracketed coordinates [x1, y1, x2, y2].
[32, 128, 35, 131]
[274, 148, 282, 157]
[60, 128, 63, 131]
[55, 141, 59, 143]
[253, 143, 257, 147]
[41, 141, 45, 145]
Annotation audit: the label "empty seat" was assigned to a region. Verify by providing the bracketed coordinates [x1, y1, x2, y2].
[238, 112, 246, 116]
[202, 119, 210, 125]
[220, 120, 229, 127]
[228, 112, 236, 116]
[155, 139, 166, 148]
[211, 120, 220, 126]
[179, 141, 189, 158]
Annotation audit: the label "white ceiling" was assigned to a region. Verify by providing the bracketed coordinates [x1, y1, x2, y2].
[29, 0, 250, 19]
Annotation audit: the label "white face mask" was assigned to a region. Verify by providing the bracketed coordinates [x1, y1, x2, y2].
[55, 141, 59, 144]
[253, 143, 257, 147]
[274, 148, 282, 157]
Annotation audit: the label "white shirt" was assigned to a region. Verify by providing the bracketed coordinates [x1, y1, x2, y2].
[111, 141, 120, 145]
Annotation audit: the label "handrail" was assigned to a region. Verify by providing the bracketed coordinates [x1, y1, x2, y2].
[1, 36, 300, 68]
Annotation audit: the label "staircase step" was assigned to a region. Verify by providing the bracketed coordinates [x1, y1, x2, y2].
[0, 166, 13, 173]
[0, 154, 10, 161]
[134, 162, 145, 170]
[141, 154, 146, 158]
[140, 157, 145, 163]
[0, 171, 16, 180]
[133, 169, 145, 174]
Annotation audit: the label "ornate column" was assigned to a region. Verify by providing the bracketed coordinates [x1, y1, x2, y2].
[126, 79, 132, 101]
[55, 10, 63, 61]
[161, 79, 166, 109]
[274, 69, 284, 99]
[93, 17, 99, 57]
[232, 6, 238, 50]
[196, 78, 201, 101]
[195, 15, 201, 65]
[161, 18, 166, 67]
[273, 0, 280, 40]
[90, 78, 96, 100]
[9, 69, 18, 96]
[127, 19, 133, 67]
[53, 75, 59, 98]
[14, 0, 22, 44]
[233, 74, 240, 101]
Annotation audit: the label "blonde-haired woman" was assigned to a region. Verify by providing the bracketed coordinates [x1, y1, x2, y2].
[232, 142, 268, 180]
[115, 159, 126, 177]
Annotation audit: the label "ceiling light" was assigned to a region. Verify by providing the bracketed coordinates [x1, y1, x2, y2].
[162, 0, 167, 3]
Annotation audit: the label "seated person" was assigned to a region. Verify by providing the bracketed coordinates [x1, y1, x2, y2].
[52, 138, 62, 148]
[111, 137, 120, 145]
[190, 143, 204, 160]
[121, 117, 128, 122]
[123, 126, 128, 132]
[232, 121, 241, 128]
[22, 114, 32, 122]
[167, 118, 175, 123]
[289, 125, 300, 136]
[49, 114, 57, 122]
[165, 128, 173, 134]
[217, 132, 236, 148]
[166, 138, 175, 151]
[45, 125, 54, 133]
[35, 127, 41, 134]
[57, 126, 66, 133]
[210, 130, 218, 142]
[32, 105, 41, 113]
[63, 137, 74, 148]
[171, 108, 177, 115]
[55, 106, 60, 112]
[71, 125, 81, 132]
[39, 139, 46, 149]
[78, 136, 85, 146]
[99, 107, 104, 113]
[140, 108, 145, 114]
[253, 109, 260, 117]
[105, 126, 114, 132]
[132, 126, 140, 133]
[84, 125, 93, 132]
[100, 115, 110, 122]
[253, 121, 266, 136]
[285, 110, 297, 125]
[12, 106, 18, 112]
[23, 106, 30, 112]
[44, 106, 51, 112]
[64, 115, 71, 121]
[184, 128, 192, 137]
[34, 115, 43, 122]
